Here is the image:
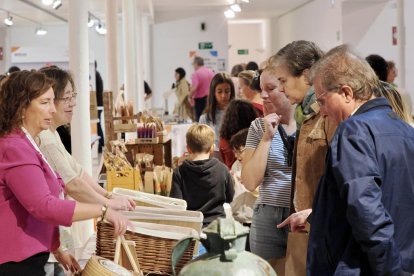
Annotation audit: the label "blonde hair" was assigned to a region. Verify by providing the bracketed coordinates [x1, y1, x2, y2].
[377, 81, 413, 124]
[238, 70, 256, 87]
[186, 124, 215, 153]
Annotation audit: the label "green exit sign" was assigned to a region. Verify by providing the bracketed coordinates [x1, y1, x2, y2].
[238, 49, 249, 55]
[199, 42, 213, 50]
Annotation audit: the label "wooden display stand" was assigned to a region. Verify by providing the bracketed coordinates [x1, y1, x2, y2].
[103, 91, 172, 168]
[125, 139, 172, 168]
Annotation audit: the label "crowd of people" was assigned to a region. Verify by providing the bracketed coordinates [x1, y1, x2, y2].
[0, 41, 413, 275]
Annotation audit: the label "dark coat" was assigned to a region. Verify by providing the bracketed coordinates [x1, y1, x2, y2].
[308, 98, 414, 275]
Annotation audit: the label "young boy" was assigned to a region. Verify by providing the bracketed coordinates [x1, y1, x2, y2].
[170, 124, 234, 227]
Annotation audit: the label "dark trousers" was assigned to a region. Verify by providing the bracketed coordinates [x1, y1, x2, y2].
[194, 96, 207, 122]
[97, 109, 104, 152]
[0, 252, 49, 276]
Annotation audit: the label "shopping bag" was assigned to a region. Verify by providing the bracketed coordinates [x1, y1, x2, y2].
[285, 232, 309, 276]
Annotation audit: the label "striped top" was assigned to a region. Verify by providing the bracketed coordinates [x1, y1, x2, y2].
[245, 118, 292, 207]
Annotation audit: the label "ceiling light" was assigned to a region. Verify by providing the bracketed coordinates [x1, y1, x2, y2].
[35, 27, 47, 35]
[230, 4, 241, 12]
[52, 0, 62, 9]
[95, 23, 107, 35]
[224, 9, 235, 18]
[42, 0, 53, 5]
[4, 14, 13, 26]
[241, 0, 249, 3]
[88, 17, 95, 28]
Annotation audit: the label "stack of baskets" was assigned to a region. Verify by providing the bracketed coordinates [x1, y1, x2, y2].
[96, 220, 198, 275]
[112, 187, 187, 209]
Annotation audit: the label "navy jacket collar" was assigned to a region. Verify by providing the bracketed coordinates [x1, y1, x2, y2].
[353, 97, 391, 117]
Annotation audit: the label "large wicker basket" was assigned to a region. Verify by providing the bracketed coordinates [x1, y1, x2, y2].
[96, 221, 197, 275]
[112, 187, 187, 210]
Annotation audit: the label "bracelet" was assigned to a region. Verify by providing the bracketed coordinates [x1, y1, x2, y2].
[101, 204, 108, 220]
[105, 192, 113, 199]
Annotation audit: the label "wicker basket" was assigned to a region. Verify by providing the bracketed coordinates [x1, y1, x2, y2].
[112, 187, 187, 210]
[96, 221, 197, 275]
[82, 256, 134, 276]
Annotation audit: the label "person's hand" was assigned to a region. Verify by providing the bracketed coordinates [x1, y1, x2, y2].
[105, 208, 131, 236]
[263, 113, 281, 141]
[108, 196, 135, 211]
[53, 249, 81, 273]
[277, 209, 312, 232]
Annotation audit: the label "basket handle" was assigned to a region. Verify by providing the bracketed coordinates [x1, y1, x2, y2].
[171, 237, 197, 276]
[114, 235, 143, 275]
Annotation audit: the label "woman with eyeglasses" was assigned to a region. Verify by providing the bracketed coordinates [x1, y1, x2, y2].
[0, 71, 129, 275]
[266, 40, 336, 213]
[36, 67, 135, 274]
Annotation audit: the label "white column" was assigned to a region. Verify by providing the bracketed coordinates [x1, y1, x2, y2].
[135, 6, 145, 111]
[68, 0, 94, 250]
[142, 15, 152, 108]
[122, 0, 139, 110]
[105, 0, 119, 98]
[396, 0, 405, 88]
[262, 19, 272, 63]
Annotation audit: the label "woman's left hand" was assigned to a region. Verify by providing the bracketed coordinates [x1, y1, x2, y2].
[53, 249, 81, 273]
[108, 195, 136, 211]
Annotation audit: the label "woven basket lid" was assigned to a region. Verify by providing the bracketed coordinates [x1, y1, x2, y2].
[82, 256, 133, 276]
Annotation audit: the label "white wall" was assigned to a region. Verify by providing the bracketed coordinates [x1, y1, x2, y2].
[228, 20, 268, 69]
[152, 12, 229, 113]
[276, 0, 342, 52]
[6, 25, 108, 90]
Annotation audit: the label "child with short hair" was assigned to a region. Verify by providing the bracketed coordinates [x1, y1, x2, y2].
[170, 124, 235, 227]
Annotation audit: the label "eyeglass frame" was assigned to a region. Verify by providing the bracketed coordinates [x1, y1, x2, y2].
[315, 85, 342, 107]
[232, 146, 246, 157]
[55, 92, 78, 105]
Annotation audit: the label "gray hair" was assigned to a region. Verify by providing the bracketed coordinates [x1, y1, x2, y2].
[193, 56, 204, 66]
[309, 44, 379, 101]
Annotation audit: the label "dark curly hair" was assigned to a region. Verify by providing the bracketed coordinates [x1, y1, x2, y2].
[0, 70, 54, 137]
[219, 99, 257, 140]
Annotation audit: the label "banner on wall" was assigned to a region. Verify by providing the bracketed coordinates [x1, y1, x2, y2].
[189, 47, 226, 73]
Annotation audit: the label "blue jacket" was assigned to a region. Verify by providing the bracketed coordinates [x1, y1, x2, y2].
[308, 98, 414, 275]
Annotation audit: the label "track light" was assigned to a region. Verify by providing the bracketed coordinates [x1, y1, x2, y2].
[224, 9, 235, 18]
[4, 13, 13, 26]
[88, 17, 95, 28]
[95, 23, 107, 35]
[230, 4, 241, 12]
[52, 0, 62, 10]
[42, 0, 53, 5]
[35, 27, 47, 36]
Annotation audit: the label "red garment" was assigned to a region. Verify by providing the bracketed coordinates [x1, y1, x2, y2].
[219, 138, 236, 169]
[252, 102, 264, 117]
[0, 130, 75, 264]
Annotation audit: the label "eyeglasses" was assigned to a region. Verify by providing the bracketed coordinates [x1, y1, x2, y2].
[56, 93, 77, 104]
[315, 85, 341, 106]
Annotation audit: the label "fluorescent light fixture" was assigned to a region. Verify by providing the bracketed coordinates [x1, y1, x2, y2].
[35, 27, 47, 35]
[42, 0, 53, 5]
[95, 23, 107, 35]
[4, 14, 13, 26]
[224, 9, 235, 18]
[230, 4, 241, 12]
[52, 0, 62, 9]
[241, 0, 249, 3]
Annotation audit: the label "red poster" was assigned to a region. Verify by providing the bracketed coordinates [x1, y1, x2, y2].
[392, 26, 397, 45]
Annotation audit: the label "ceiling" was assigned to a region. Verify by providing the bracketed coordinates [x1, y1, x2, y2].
[0, 0, 315, 28]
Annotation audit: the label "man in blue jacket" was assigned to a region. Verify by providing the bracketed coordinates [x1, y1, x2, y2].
[278, 45, 414, 275]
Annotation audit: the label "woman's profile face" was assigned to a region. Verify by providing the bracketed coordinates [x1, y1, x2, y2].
[214, 82, 232, 110]
[274, 64, 309, 105]
[175, 72, 180, 81]
[22, 87, 56, 136]
[53, 81, 77, 127]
